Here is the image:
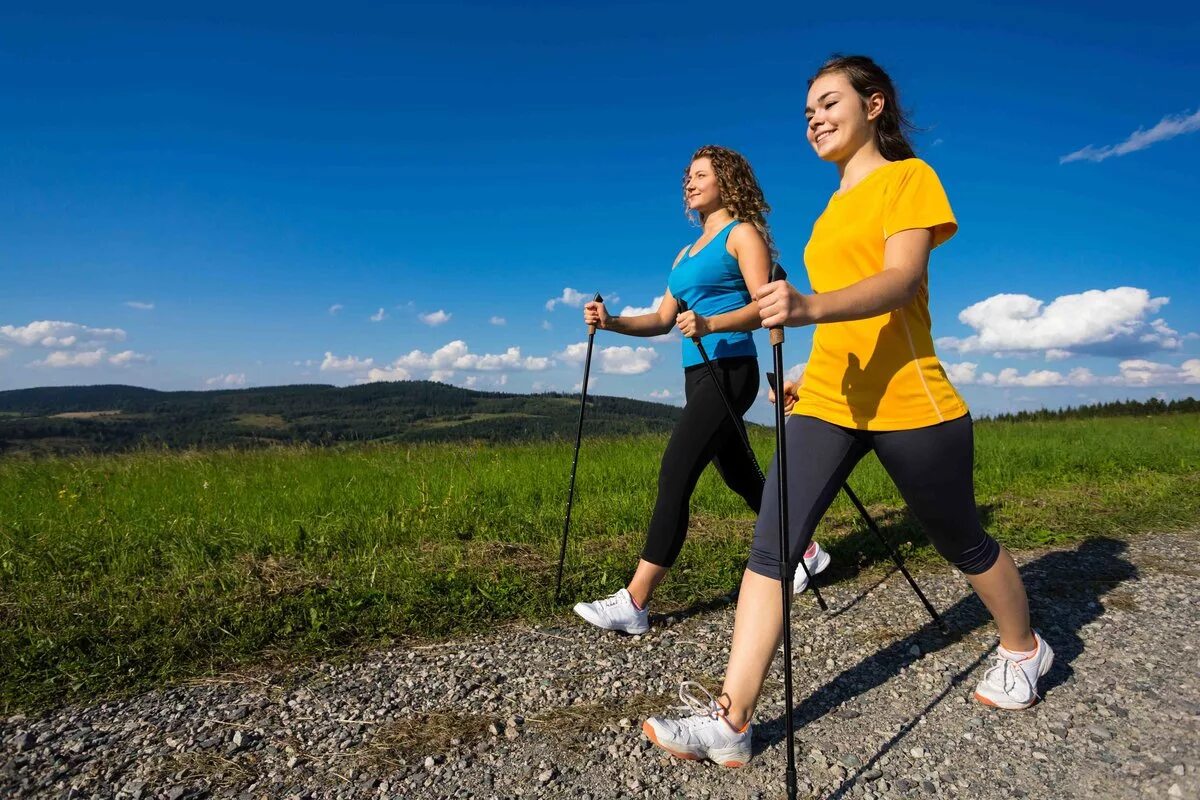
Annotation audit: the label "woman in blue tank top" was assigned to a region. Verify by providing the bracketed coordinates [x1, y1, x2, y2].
[571, 146, 831, 635]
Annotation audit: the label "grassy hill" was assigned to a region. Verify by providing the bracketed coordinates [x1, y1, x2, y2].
[0, 412, 1197, 711]
[0, 381, 684, 455]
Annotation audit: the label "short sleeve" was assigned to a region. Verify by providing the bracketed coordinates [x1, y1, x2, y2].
[883, 160, 958, 248]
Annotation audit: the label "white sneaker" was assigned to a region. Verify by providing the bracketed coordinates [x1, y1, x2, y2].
[792, 540, 832, 594]
[974, 631, 1055, 709]
[572, 588, 649, 635]
[642, 681, 751, 768]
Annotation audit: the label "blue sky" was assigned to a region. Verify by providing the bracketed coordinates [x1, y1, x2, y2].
[2, 1, 1198, 422]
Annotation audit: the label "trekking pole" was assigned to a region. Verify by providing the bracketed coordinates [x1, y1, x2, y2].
[675, 298, 826, 612]
[554, 291, 603, 603]
[766, 262, 799, 800]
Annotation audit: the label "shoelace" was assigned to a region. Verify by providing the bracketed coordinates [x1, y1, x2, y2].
[674, 681, 726, 727]
[983, 652, 1037, 700]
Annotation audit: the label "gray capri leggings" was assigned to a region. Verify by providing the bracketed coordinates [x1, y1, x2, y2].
[747, 412, 1000, 581]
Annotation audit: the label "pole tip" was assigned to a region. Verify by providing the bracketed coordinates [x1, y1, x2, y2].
[594, 291, 604, 304]
[770, 262, 788, 282]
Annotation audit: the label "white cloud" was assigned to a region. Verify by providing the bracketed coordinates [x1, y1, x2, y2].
[1115, 358, 1200, 386]
[0, 347, 8, 360]
[1060, 108, 1200, 164]
[943, 361, 978, 385]
[649, 389, 672, 400]
[205, 373, 247, 387]
[463, 374, 509, 389]
[362, 366, 412, 383]
[108, 350, 151, 366]
[329, 304, 344, 315]
[490, 316, 507, 326]
[321, 352, 375, 372]
[621, 295, 665, 317]
[937, 288, 1184, 358]
[545, 288, 591, 312]
[393, 340, 550, 373]
[784, 363, 807, 383]
[558, 342, 658, 375]
[541, 320, 553, 331]
[420, 309, 451, 326]
[950, 358, 1200, 388]
[1, 320, 126, 348]
[124, 301, 155, 311]
[29, 349, 108, 368]
[370, 308, 387, 322]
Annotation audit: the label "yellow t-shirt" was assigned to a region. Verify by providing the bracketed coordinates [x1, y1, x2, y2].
[794, 158, 969, 431]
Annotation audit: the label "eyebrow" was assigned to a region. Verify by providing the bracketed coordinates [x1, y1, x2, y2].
[804, 91, 841, 113]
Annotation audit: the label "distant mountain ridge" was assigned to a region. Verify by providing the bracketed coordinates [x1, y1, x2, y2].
[0, 381, 684, 456]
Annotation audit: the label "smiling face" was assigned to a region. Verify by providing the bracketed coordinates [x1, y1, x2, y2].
[805, 71, 883, 164]
[684, 157, 723, 215]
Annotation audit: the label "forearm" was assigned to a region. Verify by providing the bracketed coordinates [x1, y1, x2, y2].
[606, 313, 672, 337]
[706, 302, 762, 334]
[808, 270, 919, 324]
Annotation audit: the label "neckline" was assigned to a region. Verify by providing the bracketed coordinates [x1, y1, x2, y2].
[830, 159, 908, 201]
[684, 218, 739, 259]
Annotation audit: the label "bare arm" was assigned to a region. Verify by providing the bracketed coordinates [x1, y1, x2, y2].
[756, 228, 932, 328]
[583, 247, 684, 336]
[676, 223, 771, 338]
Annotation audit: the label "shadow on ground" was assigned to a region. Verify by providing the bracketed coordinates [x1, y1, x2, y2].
[743, 536, 1136, 799]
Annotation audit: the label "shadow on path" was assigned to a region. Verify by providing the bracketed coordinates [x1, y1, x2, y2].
[752, 536, 1137, 792]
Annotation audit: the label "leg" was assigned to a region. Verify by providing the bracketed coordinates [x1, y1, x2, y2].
[635, 366, 747, 604]
[706, 358, 766, 512]
[722, 416, 868, 725]
[872, 415, 1034, 651]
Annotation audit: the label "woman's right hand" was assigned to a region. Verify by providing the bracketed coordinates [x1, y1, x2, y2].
[767, 379, 800, 414]
[584, 300, 610, 330]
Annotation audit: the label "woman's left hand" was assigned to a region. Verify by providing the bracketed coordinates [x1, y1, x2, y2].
[676, 310, 711, 339]
[756, 280, 816, 328]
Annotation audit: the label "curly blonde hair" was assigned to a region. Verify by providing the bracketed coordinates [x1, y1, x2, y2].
[683, 145, 777, 259]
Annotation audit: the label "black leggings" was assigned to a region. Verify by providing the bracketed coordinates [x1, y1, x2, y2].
[748, 413, 1000, 580]
[642, 357, 763, 568]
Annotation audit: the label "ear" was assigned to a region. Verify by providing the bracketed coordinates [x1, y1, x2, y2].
[865, 91, 886, 122]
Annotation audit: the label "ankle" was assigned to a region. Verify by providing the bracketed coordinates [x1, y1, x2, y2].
[717, 696, 751, 731]
[999, 632, 1037, 654]
[626, 589, 648, 611]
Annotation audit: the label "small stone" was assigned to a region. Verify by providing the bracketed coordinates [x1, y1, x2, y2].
[921, 780, 936, 793]
[487, 722, 502, 736]
[1168, 785, 1183, 798]
[1087, 726, 1112, 742]
[840, 754, 862, 769]
[537, 768, 556, 783]
[424, 756, 437, 769]
[12, 732, 35, 753]
[863, 768, 883, 781]
[505, 726, 519, 740]
[166, 788, 187, 800]
[910, 746, 926, 759]
[908, 644, 921, 657]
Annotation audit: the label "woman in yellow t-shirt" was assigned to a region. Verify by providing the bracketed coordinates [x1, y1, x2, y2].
[641, 55, 1053, 767]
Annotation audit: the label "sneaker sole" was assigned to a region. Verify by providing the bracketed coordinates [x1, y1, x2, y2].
[641, 721, 747, 768]
[572, 606, 649, 636]
[974, 646, 1055, 710]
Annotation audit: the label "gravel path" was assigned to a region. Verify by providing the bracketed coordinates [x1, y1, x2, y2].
[3, 531, 1198, 799]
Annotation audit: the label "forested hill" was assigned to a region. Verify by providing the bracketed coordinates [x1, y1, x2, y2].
[0, 382, 683, 456]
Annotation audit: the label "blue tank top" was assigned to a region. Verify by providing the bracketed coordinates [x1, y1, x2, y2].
[666, 220, 758, 368]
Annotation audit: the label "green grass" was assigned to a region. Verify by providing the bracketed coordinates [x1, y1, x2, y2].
[1, 413, 1197, 711]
